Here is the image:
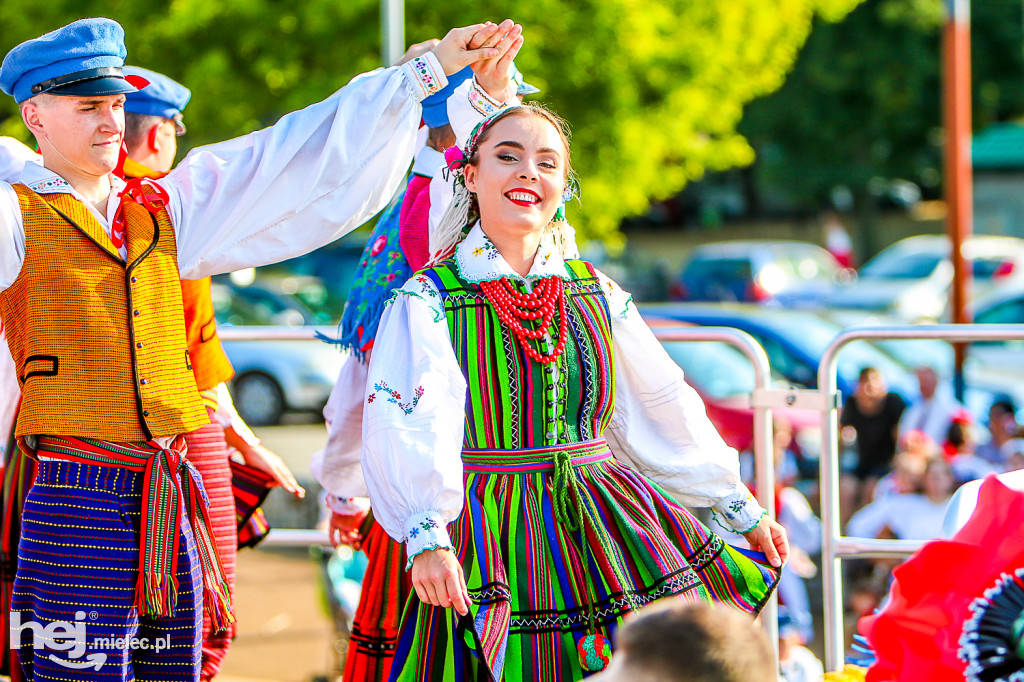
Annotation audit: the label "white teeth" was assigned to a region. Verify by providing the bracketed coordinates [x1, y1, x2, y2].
[507, 192, 539, 203]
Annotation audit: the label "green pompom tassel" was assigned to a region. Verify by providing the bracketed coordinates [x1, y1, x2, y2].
[577, 633, 611, 672]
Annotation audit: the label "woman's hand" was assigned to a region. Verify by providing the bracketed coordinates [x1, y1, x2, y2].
[431, 22, 506, 76]
[238, 443, 305, 498]
[469, 20, 524, 101]
[329, 510, 368, 550]
[742, 515, 789, 568]
[394, 39, 440, 66]
[411, 548, 471, 616]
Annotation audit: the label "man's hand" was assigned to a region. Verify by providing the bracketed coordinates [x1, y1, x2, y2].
[329, 510, 368, 550]
[427, 124, 456, 152]
[395, 39, 440, 66]
[239, 443, 305, 499]
[742, 516, 789, 568]
[411, 548, 471, 616]
[431, 21, 516, 76]
[470, 21, 524, 101]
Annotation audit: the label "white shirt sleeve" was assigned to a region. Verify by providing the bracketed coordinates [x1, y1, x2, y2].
[165, 56, 447, 279]
[0, 326, 19, 457]
[0, 137, 40, 184]
[0, 183, 23, 292]
[361, 278, 467, 565]
[311, 353, 371, 499]
[598, 269, 767, 534]
[212, 382, 261, 448]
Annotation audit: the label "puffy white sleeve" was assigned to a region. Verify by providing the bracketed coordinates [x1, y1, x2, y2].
[165, 55, 447, 279]
[310, 352, 371, 503]
[0, 137, 40, 183]
[361, 276, 468, 566]
[599, 270, 767, 534]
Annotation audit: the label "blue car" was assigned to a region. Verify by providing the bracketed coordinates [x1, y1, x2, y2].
[638, 303, 918, 401]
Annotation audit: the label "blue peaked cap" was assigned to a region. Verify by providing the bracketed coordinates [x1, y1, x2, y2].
[421, 67, 473, 129]
[124, 66, 190, 119]
[0, 18, 136, 103]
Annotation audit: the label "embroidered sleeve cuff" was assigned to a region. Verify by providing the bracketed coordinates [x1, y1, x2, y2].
[326, 494, 371, 515]
[712, 489, 768, 534]
[403, 510, 454, 569]
[401, 53, 447, 102]
[467, 76, 515, 117]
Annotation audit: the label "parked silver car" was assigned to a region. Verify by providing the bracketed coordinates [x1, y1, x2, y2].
[828, 235, 1024, 321]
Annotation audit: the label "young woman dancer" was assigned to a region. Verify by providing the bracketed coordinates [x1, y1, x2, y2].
[362, 104, 789, 680]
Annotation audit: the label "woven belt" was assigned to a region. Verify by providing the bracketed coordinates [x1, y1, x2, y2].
[28, 435, 234, 631]
[463, 438, 639, 623]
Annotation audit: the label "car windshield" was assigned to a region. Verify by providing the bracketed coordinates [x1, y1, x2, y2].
[660, 341, 755, 400]
[682, 258, 752, 283]
[860, 250, 943, 279]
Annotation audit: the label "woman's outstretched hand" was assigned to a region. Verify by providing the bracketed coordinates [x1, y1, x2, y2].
[411, 547, 471, 616]
[469, 20, 524, 100]
[432, 22, 511, 76]
[742, 515, 790, 568]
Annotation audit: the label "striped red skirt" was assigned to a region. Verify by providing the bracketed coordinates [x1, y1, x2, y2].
[343, 515, 412, 682]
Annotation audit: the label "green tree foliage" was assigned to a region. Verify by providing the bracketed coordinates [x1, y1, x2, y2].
[740, 0, 1024, 211]
[0, 0, 862, 242]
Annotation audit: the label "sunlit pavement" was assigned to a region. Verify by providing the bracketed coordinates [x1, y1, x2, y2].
[220, 422, 339, 682]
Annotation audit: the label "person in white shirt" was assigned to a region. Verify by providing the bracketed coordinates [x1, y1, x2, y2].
[898, 366, 965, 447]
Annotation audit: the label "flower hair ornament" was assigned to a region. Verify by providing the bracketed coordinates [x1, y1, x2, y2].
[959, 568, 1024, 682]
[428, 107, 580, 266]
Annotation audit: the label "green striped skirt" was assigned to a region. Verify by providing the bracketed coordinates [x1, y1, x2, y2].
[390, 438, 780, 681]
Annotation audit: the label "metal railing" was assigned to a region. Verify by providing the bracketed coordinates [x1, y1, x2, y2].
[818, 323, 1024, 671]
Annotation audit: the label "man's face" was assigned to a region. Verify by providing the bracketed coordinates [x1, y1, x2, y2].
[24, 93, 125, 175]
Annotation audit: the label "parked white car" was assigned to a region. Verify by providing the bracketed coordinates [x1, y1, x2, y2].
[828, 235, 1024, 321]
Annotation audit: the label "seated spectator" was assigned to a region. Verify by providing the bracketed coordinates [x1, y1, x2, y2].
[739, 416, 800, 488]
[872, 451, 927, 501]
[1004, 439, 1024, 472]
[592, 602, 774, 682]
[944, 416, 996, 484]
[898, 366, 964, 447]
[778, 606, 825, 682]
[847, 458, 957, 541]
[975, 396, 1017, 467]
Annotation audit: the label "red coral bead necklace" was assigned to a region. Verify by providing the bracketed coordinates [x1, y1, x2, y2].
[480, 276, 568, 364]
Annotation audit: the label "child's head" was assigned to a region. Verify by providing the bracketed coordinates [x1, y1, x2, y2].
[592, 601, 774, 682]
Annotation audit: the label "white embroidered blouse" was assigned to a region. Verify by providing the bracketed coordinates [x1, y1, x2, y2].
[360, 224, 767, 564]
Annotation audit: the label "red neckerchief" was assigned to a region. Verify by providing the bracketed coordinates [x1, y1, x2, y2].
[110, 175, 170, 250]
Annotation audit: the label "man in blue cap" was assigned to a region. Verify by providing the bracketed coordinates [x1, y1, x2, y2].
[0, 16, 522, 682]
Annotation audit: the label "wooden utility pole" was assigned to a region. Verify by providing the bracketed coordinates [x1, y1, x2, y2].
[944, 0, 972, 400]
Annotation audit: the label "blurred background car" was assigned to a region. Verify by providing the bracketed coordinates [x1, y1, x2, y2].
[827, 235, 1024, 321]
[641, 303, 919, 400]
[669, 240, 848, 306]
[212, 279, 344, 425]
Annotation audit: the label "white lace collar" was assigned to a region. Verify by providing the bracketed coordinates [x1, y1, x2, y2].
[454, 223, 568, 283]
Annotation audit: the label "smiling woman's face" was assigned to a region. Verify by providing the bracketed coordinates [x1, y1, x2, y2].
[464, 113, 567, 241]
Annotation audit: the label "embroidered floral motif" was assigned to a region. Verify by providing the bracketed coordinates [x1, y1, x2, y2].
[367, 381, 425, 415]
[27, 176, 70, 193]
[468, 82, 503, 116]
[409, 527, 419, 538]
[420, 518, 439, 531]
[472, 238, 500, 261]
[409, 56, 443, 98]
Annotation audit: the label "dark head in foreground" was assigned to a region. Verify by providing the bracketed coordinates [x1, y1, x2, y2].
[590, 601, 775, 682]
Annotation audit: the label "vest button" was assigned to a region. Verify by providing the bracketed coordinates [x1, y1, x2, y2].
[130, 277, 138, 283]
[140, 379, 148, 385]
[136, 342, 143, 349]
[142, 410, 150, 417]
[133, 310, 141, 317]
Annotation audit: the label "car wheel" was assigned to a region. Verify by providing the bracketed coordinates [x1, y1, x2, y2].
[233, 372, 286, 426]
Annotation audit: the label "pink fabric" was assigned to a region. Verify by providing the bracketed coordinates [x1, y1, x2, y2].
[184, 411, 238, 681]
[399, 175, 432, 272]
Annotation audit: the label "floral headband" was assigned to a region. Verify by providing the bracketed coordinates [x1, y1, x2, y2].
[443, 108, 578, 205]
